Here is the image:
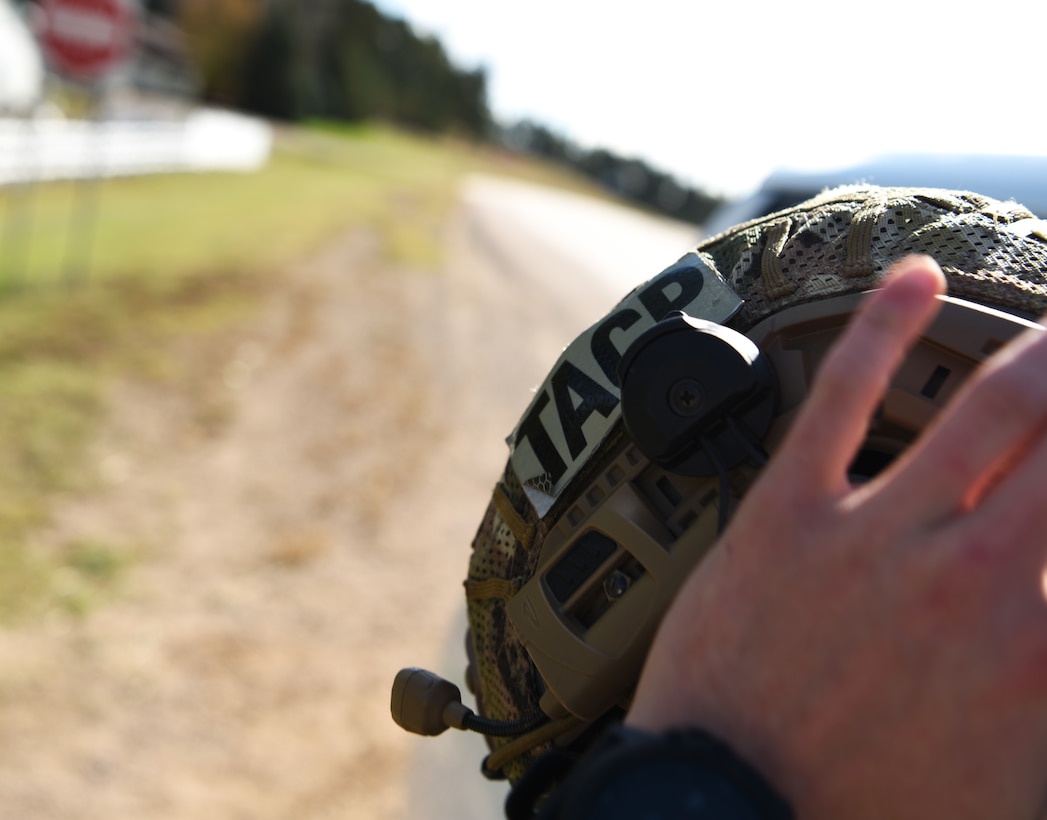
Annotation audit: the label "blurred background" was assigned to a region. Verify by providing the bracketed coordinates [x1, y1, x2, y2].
[0, 1, 1043, 818]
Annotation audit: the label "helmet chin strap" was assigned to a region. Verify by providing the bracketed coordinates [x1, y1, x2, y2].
[701, 416, 770, 534]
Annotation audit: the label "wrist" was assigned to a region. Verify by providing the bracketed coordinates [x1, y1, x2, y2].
[534, 724, 794, 820]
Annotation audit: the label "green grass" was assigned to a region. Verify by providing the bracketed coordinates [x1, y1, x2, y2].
[0, 124, 491, 286]
[0, 122, 593, 621]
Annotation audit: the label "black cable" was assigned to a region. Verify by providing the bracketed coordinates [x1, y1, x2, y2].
[726, 414, 769, 467]
[462, 709, 550, 737]
[700, 435, 731, 534]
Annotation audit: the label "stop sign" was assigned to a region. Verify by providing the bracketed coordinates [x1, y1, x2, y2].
[38, 0, 135, 82]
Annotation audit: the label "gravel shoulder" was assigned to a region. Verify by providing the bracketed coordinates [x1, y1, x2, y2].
[0, 178, 696, 820]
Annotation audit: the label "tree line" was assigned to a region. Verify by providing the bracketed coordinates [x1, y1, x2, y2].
[161, 0, 723, 223]
[502, 121, 722, 225]
[17, 0, 723, 223]
[149, 0, 490, 136]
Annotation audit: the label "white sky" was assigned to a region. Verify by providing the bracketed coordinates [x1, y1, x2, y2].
[374, 0, 1046, 197]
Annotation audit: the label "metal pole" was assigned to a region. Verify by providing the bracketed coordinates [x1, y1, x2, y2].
[0, 114, 37, 292]
[62, 84, 104, 287]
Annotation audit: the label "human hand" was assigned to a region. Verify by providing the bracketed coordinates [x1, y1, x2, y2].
[626, 255, 1047, 819]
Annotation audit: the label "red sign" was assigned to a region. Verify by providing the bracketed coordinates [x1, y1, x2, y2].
[38, 0, 135, 82]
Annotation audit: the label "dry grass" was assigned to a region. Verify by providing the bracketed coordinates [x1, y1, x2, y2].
[0, 121, 598, 621]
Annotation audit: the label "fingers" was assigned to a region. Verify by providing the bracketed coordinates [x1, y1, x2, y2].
[773, 256, 946, 495]
[960, 421, 1047, 569]
[872, 322, 1047, 529]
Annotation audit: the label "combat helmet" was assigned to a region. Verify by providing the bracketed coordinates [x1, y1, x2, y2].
[392, 185, 1047, 794]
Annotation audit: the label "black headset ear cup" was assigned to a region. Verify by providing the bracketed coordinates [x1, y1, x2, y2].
[617, 311, 778, 476]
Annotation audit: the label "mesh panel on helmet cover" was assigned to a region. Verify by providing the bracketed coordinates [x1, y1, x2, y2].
[465, 185, 1047, 783]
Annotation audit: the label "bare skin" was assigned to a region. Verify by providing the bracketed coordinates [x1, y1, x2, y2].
[627, 255, 1047, 819]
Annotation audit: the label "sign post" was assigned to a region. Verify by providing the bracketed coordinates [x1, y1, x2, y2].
[35, 0, 136, 285]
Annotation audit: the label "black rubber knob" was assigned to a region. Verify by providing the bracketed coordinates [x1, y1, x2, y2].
[617, 312, 777, 476]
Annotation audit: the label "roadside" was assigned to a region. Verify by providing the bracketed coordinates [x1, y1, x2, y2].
[0, 174, 696, 819]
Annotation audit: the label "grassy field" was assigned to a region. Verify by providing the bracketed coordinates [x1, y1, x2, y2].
[0, 122, 595, 620]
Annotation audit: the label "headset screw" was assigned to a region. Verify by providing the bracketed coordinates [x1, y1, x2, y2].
[604, 570, 631, 601]
[669, 378, 704, 416]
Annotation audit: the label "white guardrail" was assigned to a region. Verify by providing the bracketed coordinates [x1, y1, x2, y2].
[0, 108, 273, 184]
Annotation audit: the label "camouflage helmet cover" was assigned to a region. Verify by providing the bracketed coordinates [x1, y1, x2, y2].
[464, 185, 1047, 782]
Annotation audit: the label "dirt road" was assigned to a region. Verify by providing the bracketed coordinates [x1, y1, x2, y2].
[0, 176, 696, 819]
